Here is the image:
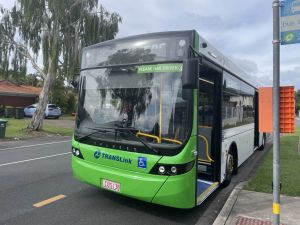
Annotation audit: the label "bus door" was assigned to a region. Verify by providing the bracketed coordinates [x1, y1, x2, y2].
[196, 61, 222, 205]
[254, 91, 259, 147]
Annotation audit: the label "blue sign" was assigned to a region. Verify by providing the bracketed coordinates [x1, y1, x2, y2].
[94, 150, 101, 159]
[137, 157, 147, 169]
[281, 0, 300, 45]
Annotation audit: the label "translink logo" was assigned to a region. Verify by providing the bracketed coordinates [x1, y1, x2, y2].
[93, 150, 132, 164]
[94, 150, 101, 159]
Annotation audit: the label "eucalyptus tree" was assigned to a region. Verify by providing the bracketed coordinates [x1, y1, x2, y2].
[1, 0, 121, 130]
[0, 6, 27, 80]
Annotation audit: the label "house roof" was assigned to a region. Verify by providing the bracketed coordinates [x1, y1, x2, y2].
[0, 80, 41, 97]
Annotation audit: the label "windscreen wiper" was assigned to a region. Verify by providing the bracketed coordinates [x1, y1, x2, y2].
[113, 125, 160, 155]
[76, 127, 110, 141]
[77, 126, 160, 155]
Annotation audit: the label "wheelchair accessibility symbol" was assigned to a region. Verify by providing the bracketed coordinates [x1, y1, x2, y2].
[138, 157, 147, 169]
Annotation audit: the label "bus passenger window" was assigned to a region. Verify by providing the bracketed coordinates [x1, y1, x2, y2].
[198, 77, 215, 127]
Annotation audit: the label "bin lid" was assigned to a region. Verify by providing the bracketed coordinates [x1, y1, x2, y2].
[0, 119, 8, 123]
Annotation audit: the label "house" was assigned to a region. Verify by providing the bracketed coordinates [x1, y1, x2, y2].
[0, 80, 41, 108]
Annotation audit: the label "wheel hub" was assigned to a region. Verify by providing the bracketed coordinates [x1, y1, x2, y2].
[227, 154, 234, 173]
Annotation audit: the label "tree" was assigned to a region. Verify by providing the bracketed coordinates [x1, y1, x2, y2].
[0, 0, 121, 130]
[295, 90, 300, 115]
[0, 7, 27, 80]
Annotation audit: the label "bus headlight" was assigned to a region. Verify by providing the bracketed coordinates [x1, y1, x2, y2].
[158, 166, 166, 174]
[170, 166, 177, 174]
[150, 161, 194, 176]
[71, 147, 84, 159]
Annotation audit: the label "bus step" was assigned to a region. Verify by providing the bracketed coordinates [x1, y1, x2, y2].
[198, 172, 213, 181]
[196, 179, 219, 205]
[197, 164, 213, 180]
[197, 160, 213, 165]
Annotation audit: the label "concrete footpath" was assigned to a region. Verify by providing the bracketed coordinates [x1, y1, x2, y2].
[213, 182, 300, 225]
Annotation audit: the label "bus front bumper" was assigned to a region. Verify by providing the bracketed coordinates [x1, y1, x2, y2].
[72, 156, 195, 208]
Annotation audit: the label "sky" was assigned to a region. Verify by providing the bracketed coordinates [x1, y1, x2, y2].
[1, 0, 300, 88]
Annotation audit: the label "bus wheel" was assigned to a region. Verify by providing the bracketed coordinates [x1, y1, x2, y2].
[222, 149, 234, 187]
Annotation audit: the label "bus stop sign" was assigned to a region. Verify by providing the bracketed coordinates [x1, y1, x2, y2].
[281, 0, 300, 44]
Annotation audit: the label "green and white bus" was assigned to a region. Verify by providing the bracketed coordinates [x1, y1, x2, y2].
[71, 30, 265, 209]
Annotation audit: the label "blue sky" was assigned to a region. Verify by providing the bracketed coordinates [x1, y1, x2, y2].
[1, 0, 300, 89]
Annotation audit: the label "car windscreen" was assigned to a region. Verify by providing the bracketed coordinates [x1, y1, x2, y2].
[48, 104, 58, 109]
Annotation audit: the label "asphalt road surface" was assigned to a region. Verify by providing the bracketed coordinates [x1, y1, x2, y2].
[295, 117, 300, 126]
[0, 136, 270, 225]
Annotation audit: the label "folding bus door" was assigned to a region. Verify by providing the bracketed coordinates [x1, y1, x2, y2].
[196, 61, 222, 205]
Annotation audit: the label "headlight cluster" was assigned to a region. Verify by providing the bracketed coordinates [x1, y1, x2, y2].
[71, 147, 84, 159]
[150, 161, 194, 176]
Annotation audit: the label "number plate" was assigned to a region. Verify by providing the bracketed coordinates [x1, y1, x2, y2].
[102, 179, 121, 193]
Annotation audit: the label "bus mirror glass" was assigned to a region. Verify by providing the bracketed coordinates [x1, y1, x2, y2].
[71, 75, 80, 93]
[182, 58, 199, 89]
[182, 89, 192, 101]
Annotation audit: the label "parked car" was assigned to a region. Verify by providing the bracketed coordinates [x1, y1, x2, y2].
[24, 104, 61, 119]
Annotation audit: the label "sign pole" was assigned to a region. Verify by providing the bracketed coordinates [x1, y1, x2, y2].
[272, 1, 281, 225]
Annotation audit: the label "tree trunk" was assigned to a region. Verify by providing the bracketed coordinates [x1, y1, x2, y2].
[28, 59, 54, 130]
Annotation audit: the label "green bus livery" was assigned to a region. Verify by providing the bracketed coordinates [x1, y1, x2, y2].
[71, 30, 264, 208]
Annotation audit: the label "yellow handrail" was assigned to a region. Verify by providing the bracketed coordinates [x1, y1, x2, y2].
[136, 132, 182, 145]
[198, 125, 213, 128]
[136, 132, 160, 143]
[198, 135, 214, 163]
[161, 138, 182, 145]
[159, 77, 163, 142]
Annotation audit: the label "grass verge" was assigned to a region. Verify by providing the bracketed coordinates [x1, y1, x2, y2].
[245, 126, 300, 196]
[1, 118, 73, 140]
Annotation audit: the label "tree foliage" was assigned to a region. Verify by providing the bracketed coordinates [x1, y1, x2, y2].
[0, 0, 121, 130]
[0, 7, 27, 79]
[295, 90, 300, 115]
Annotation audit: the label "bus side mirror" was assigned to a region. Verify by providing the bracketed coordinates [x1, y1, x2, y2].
[182, 58, 199, 89]
[71, 74, 80, 93]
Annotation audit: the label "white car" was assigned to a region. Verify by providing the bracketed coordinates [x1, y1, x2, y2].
[24, 104, 62, 119]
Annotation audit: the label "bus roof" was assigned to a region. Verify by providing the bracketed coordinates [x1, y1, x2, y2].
[197, 33, 261, 89]
[83, 30, 194, 50]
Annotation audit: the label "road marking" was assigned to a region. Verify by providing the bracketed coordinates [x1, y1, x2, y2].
[0, 140, 71, 151]
[33, 194, 66, 208]
[0, 152, 71, 167]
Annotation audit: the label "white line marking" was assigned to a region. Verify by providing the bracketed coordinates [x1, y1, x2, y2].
[0, 140, 71, 151]
[0, 152, 71, 167]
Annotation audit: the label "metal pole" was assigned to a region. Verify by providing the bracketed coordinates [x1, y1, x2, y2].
[272, 1, 280, 225]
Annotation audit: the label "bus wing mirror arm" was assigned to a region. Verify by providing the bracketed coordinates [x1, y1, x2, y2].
[71, 73, 80, 93]
[182, 58, 199, 89]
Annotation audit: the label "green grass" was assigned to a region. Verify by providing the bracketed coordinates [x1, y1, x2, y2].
[245, 126, 300, 196]
[1, 118, 73, 140]
[60, 114, 76, 120]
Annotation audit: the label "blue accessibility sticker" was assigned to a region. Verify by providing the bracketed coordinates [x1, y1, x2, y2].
[138, 157, 147, 169]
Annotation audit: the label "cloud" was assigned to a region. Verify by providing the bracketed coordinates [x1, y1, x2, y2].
[280, 66, 300, 89]
[1, 0, 300, 90]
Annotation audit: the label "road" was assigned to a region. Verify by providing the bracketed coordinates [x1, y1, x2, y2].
[295, 117, 300, 126]
[0, 137, 270, 225]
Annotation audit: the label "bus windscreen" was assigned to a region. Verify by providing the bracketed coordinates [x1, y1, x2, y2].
[75, 63, 192, 155]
